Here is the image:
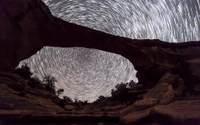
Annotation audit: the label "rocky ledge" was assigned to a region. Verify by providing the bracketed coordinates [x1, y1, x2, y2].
[0, 71, 200, 125]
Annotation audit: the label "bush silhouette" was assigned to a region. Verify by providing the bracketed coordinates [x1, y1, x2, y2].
[57, 88, 64, 96]
[128, 80, 136, 87]
[111, 80, 136, 103]
[111, 83, 128, 99]
[14, 63, 43, 89]
[42, 74, 57, 93]
[96, 95, 106, 102]
[63, 96, 73, 104]
[14, 63, 33, 79]
[28, 76, 42, 89]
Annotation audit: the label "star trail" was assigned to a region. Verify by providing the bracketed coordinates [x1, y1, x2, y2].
[19, 0, 200, 102]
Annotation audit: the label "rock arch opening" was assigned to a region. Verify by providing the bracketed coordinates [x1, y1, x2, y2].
[18, 46, 138, 102]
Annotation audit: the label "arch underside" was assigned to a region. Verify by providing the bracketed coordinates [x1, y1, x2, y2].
[0, 0, 200, 85]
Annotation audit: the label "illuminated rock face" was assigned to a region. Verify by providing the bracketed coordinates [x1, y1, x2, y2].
[1, 0, 200, 101]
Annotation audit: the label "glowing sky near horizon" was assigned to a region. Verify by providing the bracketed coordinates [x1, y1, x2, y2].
[19, 0, 200, 102]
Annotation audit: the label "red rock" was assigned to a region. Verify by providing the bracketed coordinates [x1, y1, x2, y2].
[119, 98, 157, 116]
[120, 108, 152, 124]
[134, 98, 158, 110]
[174, 78, 187, 97]
[157, 72, 178, 85]
[64, 105, 76, 111]
[144, 82, 175, 105]
[150, 100, 200, 124]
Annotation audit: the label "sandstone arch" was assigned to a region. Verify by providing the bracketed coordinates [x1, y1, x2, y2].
[1, 0, 200, 85]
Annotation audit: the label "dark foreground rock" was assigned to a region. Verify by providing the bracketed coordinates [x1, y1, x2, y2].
[0, 70, 200, 125]
[119, 72, 200, 125]
[178, 59, 200, 94]
[0, 72, 120, 125]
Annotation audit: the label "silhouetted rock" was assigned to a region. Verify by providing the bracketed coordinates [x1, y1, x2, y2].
[0, 72, 64, 114]
[174, 78, 186, 97]
[121, 108, 152, 124]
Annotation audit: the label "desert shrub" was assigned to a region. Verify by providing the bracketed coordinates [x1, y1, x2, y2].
[111, 83, 128, 99]
[96, 95, 106, 102]
[28, 76, 42, 88]
[128, 80, 136, 87]
[42, 74, 57, 93]
[14, 63, 44, 88]
[57, 88, 64, 96]
[63, 96, 73, 104]
[14, 63, 33, 79]
[74, 98, 88, 106]
[111, 81, 136, 103]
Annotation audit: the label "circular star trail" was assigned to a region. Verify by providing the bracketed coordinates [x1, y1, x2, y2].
[19, 47, 137, 102]
[19, 0, 200, 102]
[44, 0, 200, 42]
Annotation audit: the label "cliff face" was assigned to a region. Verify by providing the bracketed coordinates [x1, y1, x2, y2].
[1, 0, 200, 87]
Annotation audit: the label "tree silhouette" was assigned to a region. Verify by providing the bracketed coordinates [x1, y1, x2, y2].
[43, 74, 57, 93]
[63, 96, 73, 104]
[111, 82, 132, 103]
[96, 95, 106, 102]
[128, 80, 136, 87]
[14, 63, 32, 79]
[57, 88, 64, 96]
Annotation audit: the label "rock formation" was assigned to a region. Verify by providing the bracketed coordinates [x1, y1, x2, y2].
[1, 0, 200, 87]
[0, 0, 200, 124]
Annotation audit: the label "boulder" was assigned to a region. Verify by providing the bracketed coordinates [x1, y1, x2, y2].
[174, 78, 186, 97]
[120, 98, 157, 116]
[120, 108, 152, 124]
[144, 82, 175, 105]
[134, 98, 158, 110]
[64, 105, 76, 111]
[157, 72, 178, 85]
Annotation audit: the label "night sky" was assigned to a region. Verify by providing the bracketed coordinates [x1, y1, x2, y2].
[19, 0, 200, 102]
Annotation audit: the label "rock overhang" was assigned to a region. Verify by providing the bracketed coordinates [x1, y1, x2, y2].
[0, 0, 200, 86]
